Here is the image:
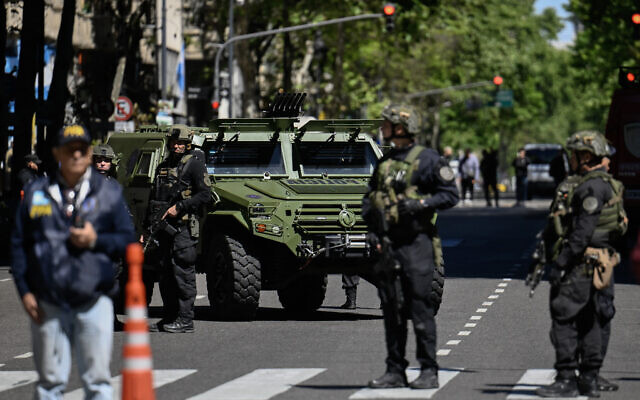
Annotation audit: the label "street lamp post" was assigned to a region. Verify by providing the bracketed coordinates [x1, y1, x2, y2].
[212, 13, 384, 114]
[161, 0, 167, 100]
[227, 0, 234, 117]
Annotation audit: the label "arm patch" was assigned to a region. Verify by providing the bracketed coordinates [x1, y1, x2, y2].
[582, 196, 599, 214]
[439, 166, 455, 182]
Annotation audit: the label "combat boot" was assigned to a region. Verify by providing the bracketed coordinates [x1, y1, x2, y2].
[536, 377, 579, 398]
[409, 369, 439, 389]
[578, 374, 600, 398]
[597, 375, 618, 391]
[163, 317, 194, 333]
[340, 287, 357, 309]
[368, 371, 408, 388]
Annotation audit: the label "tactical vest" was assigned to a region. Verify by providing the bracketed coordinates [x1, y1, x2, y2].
[155, 154, 194, 204]
[369, 145, 436, 229]
[548, 171, 627, 261]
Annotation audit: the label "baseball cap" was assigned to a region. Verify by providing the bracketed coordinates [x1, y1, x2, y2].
[24, 154, 42, 164]
[56, 124, 91, 147]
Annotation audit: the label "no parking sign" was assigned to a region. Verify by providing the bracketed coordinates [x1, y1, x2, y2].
[114, 96, 133, 121]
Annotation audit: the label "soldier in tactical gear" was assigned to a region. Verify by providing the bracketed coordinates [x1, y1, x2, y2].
[536, 131, 627, 398]
[146, 125, 213, 333]
[92, 144, 117, 178]
[362, 104, 458, 389]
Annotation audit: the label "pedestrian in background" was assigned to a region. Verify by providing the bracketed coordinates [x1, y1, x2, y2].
[11, 124, 135, 399]
[512, 147, 530, 206]
[17, 153, 43, 195]
[363, 104, 458, 389]
[480, 149, 499, 207]
[458, 148, 478, 205]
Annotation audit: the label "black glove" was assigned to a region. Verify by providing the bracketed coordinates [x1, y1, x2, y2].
[548, 264, 564, 286]
[366, 232, 381, 253]
[397, 199, 425, 217]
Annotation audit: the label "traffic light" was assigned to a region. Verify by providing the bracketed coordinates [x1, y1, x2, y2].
[619, 67, 640, 88]
[383, 3, 395, 33]
[211, 100, 220, 119]
[493, 75, 503, 86]
[633, 13, 640, 40]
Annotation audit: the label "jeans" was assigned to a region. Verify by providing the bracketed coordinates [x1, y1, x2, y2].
[516, 176, 528, 202]
[31, 295, 113, 400]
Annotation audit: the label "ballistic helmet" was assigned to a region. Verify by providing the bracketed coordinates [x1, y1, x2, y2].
[168, 124, 193, 142]
[93, 144, 116, 159]
[381, 104, 419, 135]
[566, 131, 611, 157]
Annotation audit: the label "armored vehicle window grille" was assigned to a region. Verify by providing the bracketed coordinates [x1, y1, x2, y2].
[295, 142, 377, 176]
[204, 142, 285, 175]
[136, 152, 153, 176]
[295, 203, 366, 234]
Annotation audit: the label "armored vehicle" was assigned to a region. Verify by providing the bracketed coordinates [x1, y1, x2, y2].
[108, 113, 382, 320]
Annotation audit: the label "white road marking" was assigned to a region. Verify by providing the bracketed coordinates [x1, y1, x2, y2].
[458, 331, 471, 336]
[0, 278, 11, 282]
[0, 364, 4, 368]
[482, 302, 493, 306]
[436, 349, 451, 356]
[65, 369, 197, 400]
[475, 308, 487, 313]
[14, 352, 32, 359]
[446, 340, 461, 345]
[488, 295, 499, 299]
[350, 368, 461, 399]
[464, 323, 477, 328]
[495, 289, 505, 293]
[503, 278, 512, 281]
[187, 368, 325, 400]
[196, 295, 206, 300]
[0, 371, 39, 392]
[470, 316, 482, 320]
[498, 283, 509, 287]
[507, 369, 588, 399]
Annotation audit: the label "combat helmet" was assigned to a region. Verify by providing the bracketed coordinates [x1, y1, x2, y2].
[168, 124, 193, 142]
[381, 104, 419, 135]
[566, 131, 611, 157]
[93, 143, 118, 166]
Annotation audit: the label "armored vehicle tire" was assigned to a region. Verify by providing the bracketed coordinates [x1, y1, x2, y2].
[431, 264, 445, 315]
[277, 273, 328, 313]
[207, 233, 261, 320]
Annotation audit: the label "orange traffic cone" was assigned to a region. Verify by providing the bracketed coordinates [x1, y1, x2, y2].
[122, 243, 155, 400]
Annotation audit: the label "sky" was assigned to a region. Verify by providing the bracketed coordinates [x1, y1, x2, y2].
[535, 0, 574, 45]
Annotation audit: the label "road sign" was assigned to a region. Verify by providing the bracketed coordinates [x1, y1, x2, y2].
[114, 96, 133, 121]
[495, 90, 513, 108]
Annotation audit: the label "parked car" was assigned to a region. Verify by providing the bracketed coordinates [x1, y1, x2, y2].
[524, 143, 563, 198]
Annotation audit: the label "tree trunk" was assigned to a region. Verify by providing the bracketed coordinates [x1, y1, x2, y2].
[12, 0, 44, 194]
[331, 22, 344, 118]
[0, 2, 8, 196]
[236, 8, 259, 117]
[41, 0, 76, 175]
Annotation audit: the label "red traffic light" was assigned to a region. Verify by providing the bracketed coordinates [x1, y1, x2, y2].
[383, 4, 395, 16]
[632, 13, 640, 24]
[211, 101, 220, 110]
[493, 75, 503, 86]
[628, 72, 636, 82]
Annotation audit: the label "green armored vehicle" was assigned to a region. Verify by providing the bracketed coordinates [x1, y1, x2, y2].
[108, 100, 382, 320]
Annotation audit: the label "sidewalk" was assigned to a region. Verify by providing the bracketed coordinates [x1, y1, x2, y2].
[455, 192, 552, 210]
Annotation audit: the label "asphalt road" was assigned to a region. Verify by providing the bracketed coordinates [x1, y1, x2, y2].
[1, 200, 639, 399]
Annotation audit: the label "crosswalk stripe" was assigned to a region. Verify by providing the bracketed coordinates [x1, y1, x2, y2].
[186, 368, 326, 400]
[65, 369, 197, 400]
[0, 371, 39, 393]
[506, 369, 587, 399]
[349, 368, 461, 399]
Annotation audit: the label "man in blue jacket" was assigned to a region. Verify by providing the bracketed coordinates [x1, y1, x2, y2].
[11, 124, 135, 400]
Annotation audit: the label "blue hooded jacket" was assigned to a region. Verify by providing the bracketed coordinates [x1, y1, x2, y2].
[11, 168, 136, 308]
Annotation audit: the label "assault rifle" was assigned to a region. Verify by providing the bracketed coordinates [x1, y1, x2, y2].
[525, 231, 547, 297]
[143, 201, 180, 253]
[370, 207, 404, 324]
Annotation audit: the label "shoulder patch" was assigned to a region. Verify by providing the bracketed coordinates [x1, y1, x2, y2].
[582, 196, 599, 214]
[439, 166, 455, 182]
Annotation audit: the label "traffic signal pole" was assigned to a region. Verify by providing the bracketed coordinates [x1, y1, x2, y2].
[212, 13, 383, 113]
[406, 80, 496, 99]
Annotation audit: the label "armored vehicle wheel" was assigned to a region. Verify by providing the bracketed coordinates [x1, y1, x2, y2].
[277, 273, 328, 313]
[431, 264, 445, 315]
[207, 234, 261, 320]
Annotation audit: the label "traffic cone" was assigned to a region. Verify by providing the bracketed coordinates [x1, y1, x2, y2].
[122, 243, 155, 400]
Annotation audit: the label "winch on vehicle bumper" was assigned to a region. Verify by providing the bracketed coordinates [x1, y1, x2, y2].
[297, 234, 370, 258]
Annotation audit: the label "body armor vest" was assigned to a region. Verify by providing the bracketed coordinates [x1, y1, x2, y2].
[155, 154, 194, 204]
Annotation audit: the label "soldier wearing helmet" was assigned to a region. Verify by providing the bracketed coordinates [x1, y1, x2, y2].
[92, 144, 117, 178]
[145, 124, 213, 333]
[362, 104, 458, 389]
[536, 131, 627, 398]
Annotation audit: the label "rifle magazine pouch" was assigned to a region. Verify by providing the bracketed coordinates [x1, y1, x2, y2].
[586, 247, 620, 290]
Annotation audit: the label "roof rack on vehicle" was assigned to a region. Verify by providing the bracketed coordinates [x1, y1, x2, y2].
[262, 92, 306, 118]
